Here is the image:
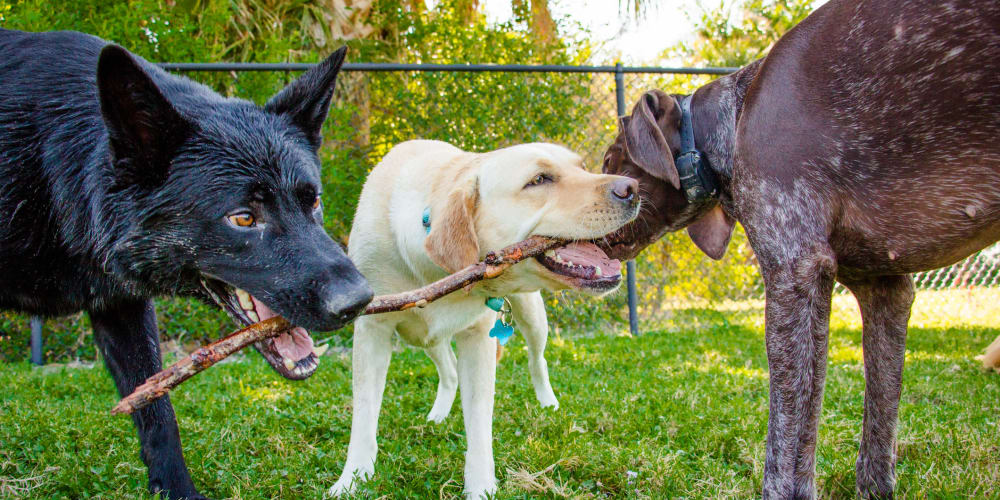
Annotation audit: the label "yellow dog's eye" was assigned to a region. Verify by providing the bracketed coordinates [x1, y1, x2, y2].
[227, 212, 256, 228]
[313, 196, 321, 210]
[526, 173, 552, 187]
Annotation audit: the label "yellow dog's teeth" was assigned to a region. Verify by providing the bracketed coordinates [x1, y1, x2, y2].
[283, 358, 296, 371]
[312, 344, 329, 357]
[246, 310, 259, 323]
[594, 267, 603, 277]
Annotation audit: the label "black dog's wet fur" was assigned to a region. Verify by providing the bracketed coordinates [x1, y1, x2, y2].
[0, 29, 372, 499]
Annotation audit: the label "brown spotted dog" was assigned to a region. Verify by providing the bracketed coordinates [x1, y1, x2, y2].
[600, 0, 1000, 499]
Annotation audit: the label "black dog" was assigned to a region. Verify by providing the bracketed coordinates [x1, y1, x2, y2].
[0, 29, 373, 499]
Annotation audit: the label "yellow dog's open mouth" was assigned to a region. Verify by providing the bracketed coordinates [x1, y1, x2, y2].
[535, 241, 623, 292]
[199, 278, 323, 380]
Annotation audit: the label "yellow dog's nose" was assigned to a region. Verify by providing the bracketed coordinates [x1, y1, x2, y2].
[611, 177, 638, 202]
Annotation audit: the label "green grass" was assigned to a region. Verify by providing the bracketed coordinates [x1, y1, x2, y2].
[1, 290, 999, 499]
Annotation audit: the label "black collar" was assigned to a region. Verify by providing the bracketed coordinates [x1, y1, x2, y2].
[674, 95, 719, 204]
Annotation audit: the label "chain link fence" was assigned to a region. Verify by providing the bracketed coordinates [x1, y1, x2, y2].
[4, 62, 997, 363]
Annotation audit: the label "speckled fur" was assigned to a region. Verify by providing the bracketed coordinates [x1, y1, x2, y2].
[603, 1, 1000, 498]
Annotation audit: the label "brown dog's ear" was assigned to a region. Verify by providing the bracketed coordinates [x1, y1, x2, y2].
[425, 180, 480, 273]
[623, 91, 681, 189]
[687, 204, 736, 260]
[618, 115, 631, 132]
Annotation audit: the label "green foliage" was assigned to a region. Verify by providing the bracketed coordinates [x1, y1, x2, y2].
[2, 304, 998, 497]
[0, 0, 605, 361]
[670, 0, 818, 67]
[0, 0, 825, 362]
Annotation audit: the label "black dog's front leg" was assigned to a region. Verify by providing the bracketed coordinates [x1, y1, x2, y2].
[90, 300, 206, 500]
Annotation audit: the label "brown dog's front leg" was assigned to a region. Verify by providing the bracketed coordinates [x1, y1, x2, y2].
[844, 275, 914, 500]
[760, 244, 837, 500]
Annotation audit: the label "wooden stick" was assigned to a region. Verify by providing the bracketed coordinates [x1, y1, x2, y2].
[112, 236, 563, 415]
[363, 235, 560, 314]
[111, 317, 292, 415]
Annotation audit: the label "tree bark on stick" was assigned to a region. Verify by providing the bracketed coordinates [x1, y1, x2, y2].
[112, 235, 562, 415]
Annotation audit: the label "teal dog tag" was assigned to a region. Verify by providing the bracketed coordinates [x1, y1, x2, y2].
[489, 319, 515, 346]
[484, 296, 504, 312]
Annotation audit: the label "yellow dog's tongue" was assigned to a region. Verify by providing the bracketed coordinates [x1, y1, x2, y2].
[555, 242, 622, 276]
[251, 298, 315, 362]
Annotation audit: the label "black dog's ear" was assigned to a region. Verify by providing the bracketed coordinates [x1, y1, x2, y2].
[98, 45, 192, 187]
[265, 46, 348, 150]
[623, 91, 681, 189]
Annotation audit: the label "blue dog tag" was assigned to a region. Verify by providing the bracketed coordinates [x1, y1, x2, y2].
[422, 206, 431, 234]
[489, 319, 515, 346]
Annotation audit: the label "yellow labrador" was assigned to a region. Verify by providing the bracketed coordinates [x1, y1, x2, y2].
[330, 140, 638, 498]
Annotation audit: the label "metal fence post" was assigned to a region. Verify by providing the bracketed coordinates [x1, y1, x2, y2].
[30, 316, 43, 365]
[615, 62, 640, 337]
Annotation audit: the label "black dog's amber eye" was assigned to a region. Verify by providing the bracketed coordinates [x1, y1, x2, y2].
[525, 173, 552, 187]
[313, 196, 321, 210]
[227, 212, 256, 228]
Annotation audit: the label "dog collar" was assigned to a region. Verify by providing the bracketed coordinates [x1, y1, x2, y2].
[423, 206, 511, 344]
[485, 296, 515, 345]
[676, 95, 719, 204]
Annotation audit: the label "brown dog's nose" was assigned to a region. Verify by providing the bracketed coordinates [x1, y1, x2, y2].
[611, 177, 638, 201]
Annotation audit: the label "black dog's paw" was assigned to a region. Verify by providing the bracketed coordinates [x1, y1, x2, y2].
[157, 490, 211, 500]
[150, 480, 211, 500]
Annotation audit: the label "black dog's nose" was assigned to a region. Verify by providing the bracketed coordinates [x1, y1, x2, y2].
[325, 281, 374, 325]
[611, 178, 638, 201]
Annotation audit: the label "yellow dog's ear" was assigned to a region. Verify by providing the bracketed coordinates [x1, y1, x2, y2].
[425, 176, 480, 273]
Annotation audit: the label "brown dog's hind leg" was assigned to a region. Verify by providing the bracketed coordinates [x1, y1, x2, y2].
[758, 242, 837, 500]
[844, 275, 914, 500]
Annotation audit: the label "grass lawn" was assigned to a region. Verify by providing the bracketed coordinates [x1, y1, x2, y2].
[1, 289, 999, 499]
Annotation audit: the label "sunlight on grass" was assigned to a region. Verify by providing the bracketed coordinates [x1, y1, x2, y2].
[681, 360, 769, 380]
[828, 340, 863, 364]
[1, 290, 998, 499]
[909, 287, 1000, 328]
[238, 380, 294, 403]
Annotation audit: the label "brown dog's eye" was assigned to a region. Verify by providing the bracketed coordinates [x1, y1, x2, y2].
[313, 196, 321, 210]
[525, 173, 553, 188]
[227, 212, 256, 228]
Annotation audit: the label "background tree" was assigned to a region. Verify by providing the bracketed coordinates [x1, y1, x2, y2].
[669, 0, 817, 66]
[0, 0, 596, 358]
[0, 0, 819, 359]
